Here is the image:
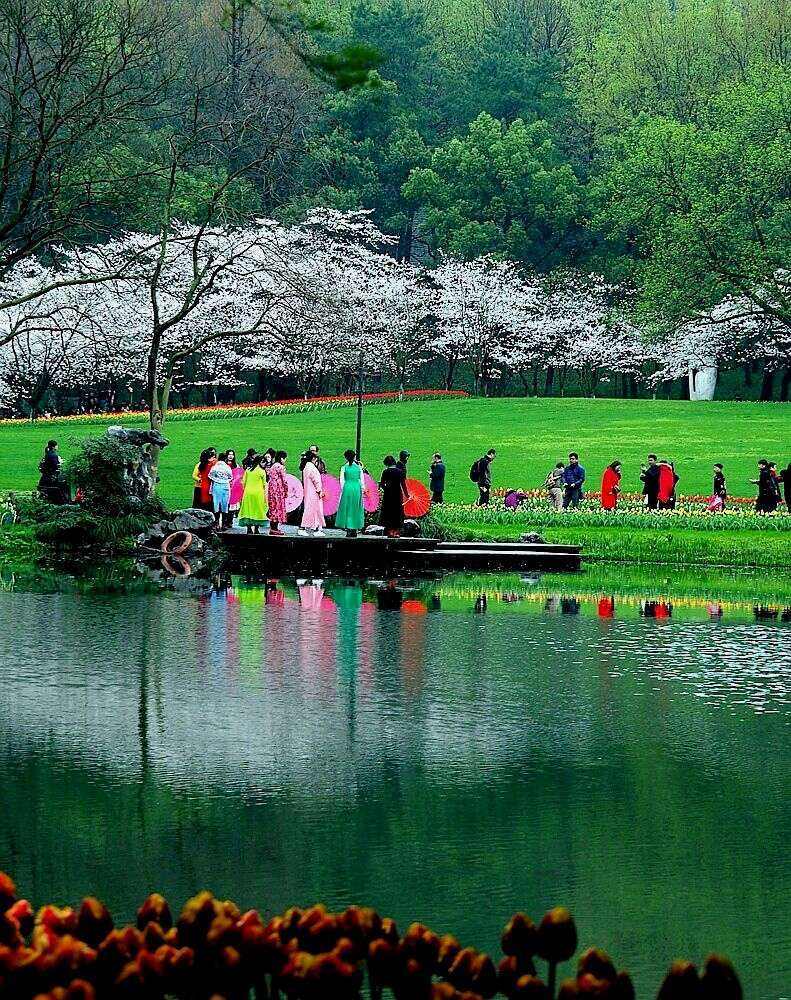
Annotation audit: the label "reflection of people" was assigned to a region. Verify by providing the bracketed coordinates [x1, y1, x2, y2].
[336, 449, 365, 538]
[299, 452, 326, 536]
[37, 439, 70, 504]
[429, 453, 446, 504]
[640, 454, 660, 509]
[379, 455, 406, 537]
[600, 461, 621, 510]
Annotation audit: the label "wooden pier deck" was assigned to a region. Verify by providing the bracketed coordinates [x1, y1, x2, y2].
[218, 527, 582, 573]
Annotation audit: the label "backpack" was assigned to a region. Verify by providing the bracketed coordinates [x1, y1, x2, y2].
[469, 459, 481, 482]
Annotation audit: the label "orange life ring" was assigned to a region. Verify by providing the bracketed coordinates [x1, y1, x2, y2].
[161, 530, 193, 555]
[161, 554, 191, 577]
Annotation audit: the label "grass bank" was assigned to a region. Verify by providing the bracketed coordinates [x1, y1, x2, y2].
[1, 397, 789, 509]
[427, 505, 791, 567]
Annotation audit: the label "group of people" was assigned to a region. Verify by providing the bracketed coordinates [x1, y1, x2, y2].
[535, 452, 791, 512]
[191, 445, 420, 538]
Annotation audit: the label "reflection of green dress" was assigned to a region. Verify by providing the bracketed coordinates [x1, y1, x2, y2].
[238, 467, 268, 526]
[336, 462, 364, 531]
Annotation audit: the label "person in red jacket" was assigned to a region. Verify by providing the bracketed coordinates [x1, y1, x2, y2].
[600, 461, 622, 510]
[657, 459, 679, 509]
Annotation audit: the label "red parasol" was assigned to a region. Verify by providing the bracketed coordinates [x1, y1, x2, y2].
[320, 474, 342, 516]
[363, 472, 380, 513]
[403, 478, 431, 518]
[284, 473, 304, 513]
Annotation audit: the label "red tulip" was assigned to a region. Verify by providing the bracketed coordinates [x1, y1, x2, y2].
[700, 955, 741, 999]
[0, 873, 16, 912]
[502, 914, 539, 959]
[76, 898, 113, 948]
[512, 973, 552, 998]
[6, 899, 35, 937]
[536, 908, 578, 963]
[657, 960, 701, 999]
[136, 893, 172, 932]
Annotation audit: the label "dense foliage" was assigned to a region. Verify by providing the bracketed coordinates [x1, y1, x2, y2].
[0, 0, 788, 407]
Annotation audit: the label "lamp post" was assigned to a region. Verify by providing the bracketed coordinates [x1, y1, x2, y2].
[355, 348, 364, 461]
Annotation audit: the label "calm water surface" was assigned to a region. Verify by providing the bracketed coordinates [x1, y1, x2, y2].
[0, 573, 789, 998]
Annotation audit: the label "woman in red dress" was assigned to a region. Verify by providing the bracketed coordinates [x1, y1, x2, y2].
[600, 461, 622, 510]
[657, 459, 678, 509]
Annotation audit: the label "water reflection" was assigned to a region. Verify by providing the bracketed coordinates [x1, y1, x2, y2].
[0, 572, 789, 999]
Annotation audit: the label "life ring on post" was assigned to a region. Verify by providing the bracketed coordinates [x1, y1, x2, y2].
[161, 530, 193, 556]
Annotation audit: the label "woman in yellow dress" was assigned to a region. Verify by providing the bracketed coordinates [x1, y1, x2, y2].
[238, 455, 268, 534]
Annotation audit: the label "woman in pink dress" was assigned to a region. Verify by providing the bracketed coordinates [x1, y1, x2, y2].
[227, 450, 245, 526]
[267, 450, 289, 536]
[299, 453, 326, 535]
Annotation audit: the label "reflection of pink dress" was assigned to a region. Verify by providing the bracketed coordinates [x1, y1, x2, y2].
[267, 463, 288, 523]
[301, 462, 326, 529]
[229, 466, 245, 510]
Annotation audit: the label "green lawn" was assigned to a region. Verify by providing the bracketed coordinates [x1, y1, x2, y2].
[1, 397, 789, 509]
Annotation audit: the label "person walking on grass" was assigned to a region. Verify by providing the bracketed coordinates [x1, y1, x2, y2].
[337, 449, 365, 538]
[779, 462, 791, 513]
[380, 454, 406, 536]
[471, 449, 496, 506]
[709, 464, 727, 512]
[562, 452, 585, 509]
[299, 451, 326, 536]
[429, 453, 446, 504]
[640, 454, 660, 510]
[752, 459, 778, 513]
[601, 461, 622, 511]
[543, 462, 565, 511]
[267, 451, 289, 536]
[657, 459, 679, 510]
[238, 455, 268, 535]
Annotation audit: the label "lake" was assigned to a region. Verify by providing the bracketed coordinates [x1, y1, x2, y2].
[0, 569, 789, 998]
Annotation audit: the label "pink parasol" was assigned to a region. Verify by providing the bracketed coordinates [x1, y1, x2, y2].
[363, 472, 380, 513]
[320, 474, 342, 516]
[403, 478, 431, 518]
[284, 473, 304, 513]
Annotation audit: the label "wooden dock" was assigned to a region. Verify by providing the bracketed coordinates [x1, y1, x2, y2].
[218, 527, 582, 573]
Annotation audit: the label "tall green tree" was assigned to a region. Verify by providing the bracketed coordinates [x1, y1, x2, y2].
[402, 113, 583, 267]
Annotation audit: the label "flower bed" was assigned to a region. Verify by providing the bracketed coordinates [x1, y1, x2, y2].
[0, 872, 742, 1000]
[0, 390, 469, 427]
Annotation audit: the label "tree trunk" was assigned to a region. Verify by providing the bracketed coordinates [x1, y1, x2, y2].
[779, 368, 790, 402]
[760, 369, 775, 401]
[445, 360, 456, 390]
[544, 367, 554, 396]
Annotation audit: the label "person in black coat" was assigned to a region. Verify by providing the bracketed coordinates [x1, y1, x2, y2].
[429, 453, 446, 503]
[37, 440, 69, 504]
[640, 453, 660, 509]
[779, 462, 791, 513]
[752, 459, 778, 513]
[379, 455, 406, 536]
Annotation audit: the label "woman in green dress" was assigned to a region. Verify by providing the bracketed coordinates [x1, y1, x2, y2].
[238, 455, 269, 534]
[335, 449, 365, 537]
